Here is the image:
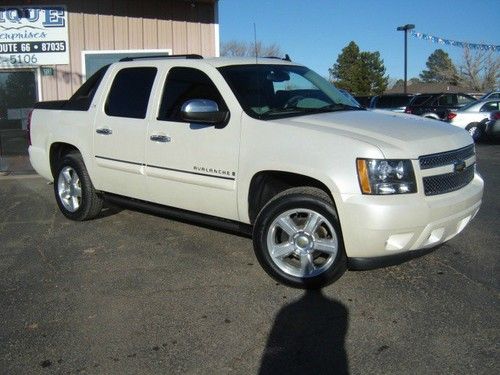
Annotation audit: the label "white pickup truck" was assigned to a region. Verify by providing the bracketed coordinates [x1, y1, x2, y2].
[29, 55, 483, 288]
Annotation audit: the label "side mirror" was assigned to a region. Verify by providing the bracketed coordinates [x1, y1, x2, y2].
[180, 99, 229, 126]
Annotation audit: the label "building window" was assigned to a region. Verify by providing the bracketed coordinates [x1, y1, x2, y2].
[82, 49, 171, 80]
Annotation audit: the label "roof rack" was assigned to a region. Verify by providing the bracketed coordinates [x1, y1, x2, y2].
[119, 54, 203, 62]
[263, 54, 292, 62]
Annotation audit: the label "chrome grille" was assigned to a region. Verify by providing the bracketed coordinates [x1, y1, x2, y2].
[419, 144, 475, 170]
[423, 165, 475, 196]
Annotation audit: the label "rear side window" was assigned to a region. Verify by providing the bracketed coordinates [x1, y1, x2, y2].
[376, 95, 413, 108]
[65, 65, 109, 111]
[411, 95, 433, 106]
[105, 67, 157, 119]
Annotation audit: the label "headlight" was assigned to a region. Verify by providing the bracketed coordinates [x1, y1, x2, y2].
[356, 159, 417, 195]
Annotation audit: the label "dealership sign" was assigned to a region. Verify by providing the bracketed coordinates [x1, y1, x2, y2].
[0, 5, 69, 67]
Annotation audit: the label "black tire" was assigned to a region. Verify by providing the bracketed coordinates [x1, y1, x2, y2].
[54, 152, 103, 221]
[253, 187, 346, 289]
[466, 122, 482, 142]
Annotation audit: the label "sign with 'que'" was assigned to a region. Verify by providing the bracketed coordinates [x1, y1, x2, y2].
[0, 5, 69, 67]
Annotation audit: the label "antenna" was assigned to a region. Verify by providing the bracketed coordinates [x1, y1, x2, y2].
[253, 22, 258, 63]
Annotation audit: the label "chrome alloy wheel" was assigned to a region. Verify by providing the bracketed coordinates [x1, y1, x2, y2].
[57, 166, 82, 212]
[266, 208, 338, 278]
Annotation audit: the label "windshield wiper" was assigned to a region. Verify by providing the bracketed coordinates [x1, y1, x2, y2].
[258, 108, 304, 118]
[315, 103, 364, 112]
[257, 103, 364, 119]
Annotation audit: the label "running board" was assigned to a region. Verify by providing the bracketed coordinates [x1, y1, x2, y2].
[103, 193, 252, 237]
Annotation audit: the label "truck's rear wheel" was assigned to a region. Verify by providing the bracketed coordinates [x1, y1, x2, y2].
[54, 153, 103, 221]
[253, 187, 346, 289]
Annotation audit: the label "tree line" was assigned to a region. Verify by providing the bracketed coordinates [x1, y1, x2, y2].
[221, 40, 499, 95]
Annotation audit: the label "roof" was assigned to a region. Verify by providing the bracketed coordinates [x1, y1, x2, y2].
[204, 57, 297, 67]
[113, 56, 299, 68]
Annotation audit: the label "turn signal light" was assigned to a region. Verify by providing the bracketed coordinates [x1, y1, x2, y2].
[447, 112, 457, 120]
[356, 159, 372, 194]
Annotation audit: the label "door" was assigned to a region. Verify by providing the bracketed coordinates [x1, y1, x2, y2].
[93, 66, 157, 199]
[145, 67, 240, 220]
[0, 70, 37, 173]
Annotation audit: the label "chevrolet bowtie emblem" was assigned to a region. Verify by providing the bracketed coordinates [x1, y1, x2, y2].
[453, 159, 466, 173]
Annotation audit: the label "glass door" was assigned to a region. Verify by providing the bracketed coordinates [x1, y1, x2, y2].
[0, 70, 37, 173]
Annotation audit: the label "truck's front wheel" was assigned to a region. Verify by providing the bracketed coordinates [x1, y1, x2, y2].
[253, 187, 346, 289]
[54, 153, 103, 221]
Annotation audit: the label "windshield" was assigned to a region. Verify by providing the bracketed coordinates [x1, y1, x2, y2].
[218, 64, 363, 120]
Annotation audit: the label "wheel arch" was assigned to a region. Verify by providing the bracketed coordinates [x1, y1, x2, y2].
[423, 113, 440, 120]
[247, 170, 338, 224]
[49, 142, 81, 178]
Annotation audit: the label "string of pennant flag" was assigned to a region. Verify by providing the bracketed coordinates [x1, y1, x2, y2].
[411, 31, 500, 52]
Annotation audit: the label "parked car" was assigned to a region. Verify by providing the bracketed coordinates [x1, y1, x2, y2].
[354, 95, 372, 108]
[480, 91, 500, 100]
[369, 94, 414, 112]
[405, 93, 477, 120]
[446, 99, 500, 141]
[28, 56, 483, 289]
[484, 110, 500, 141]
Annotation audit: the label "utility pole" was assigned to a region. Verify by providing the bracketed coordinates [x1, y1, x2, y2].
[396, 24, 415, 94]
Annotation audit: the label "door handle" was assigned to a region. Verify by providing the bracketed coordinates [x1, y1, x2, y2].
[96, 128, 112, 135]
[150, 135, 171, 143]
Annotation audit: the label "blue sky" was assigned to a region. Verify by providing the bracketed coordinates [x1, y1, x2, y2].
[218, 0, 499, 81]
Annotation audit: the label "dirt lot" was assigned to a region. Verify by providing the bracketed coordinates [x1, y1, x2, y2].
[0, 144, 498, 374]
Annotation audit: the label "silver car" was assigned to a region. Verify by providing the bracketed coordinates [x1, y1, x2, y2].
[446, 99, 500, 141]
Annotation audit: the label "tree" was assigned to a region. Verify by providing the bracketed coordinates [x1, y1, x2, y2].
[358, 51, 388, 95]
[221, 40, 282, 57]
[459, 45, 500, 91]
[409, 77, 421, 85]
[329, 41, 360, 91]
[419, 49, 459, 85]
[329, 41, 388, 95]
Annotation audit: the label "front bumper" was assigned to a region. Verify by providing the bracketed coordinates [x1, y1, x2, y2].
[339, 173, 483, 260]
[348, 245, 440, 270]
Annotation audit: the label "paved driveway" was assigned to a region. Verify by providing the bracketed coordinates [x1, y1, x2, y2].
[1, 144, 498, 374]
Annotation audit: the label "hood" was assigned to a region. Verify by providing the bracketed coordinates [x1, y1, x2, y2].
[274, 109, 473, 159]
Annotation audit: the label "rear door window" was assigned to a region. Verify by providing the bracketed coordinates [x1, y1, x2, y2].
[438, 94, 456, 106]
[105, 67, 157, 119]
